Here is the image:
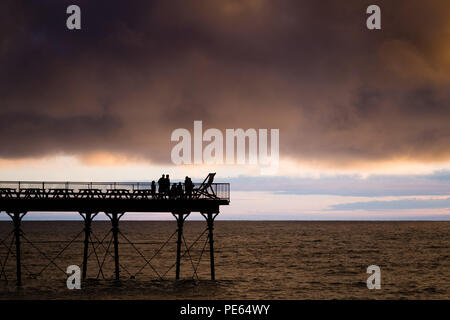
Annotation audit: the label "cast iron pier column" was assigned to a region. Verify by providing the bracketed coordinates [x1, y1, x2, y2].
[106, 212, 124, 280]
[80, 212, 98, 279]
[6, 212, 27, 286]
[173, 211, 190, 280]
[202, 212, 218, 280]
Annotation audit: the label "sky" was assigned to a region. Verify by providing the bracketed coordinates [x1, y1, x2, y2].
[1, 0, 450, 220]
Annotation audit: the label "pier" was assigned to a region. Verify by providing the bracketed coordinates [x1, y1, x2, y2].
[0, 173, 230, 286]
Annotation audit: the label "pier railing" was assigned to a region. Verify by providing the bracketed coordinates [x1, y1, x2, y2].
[0, 181, 230, 201]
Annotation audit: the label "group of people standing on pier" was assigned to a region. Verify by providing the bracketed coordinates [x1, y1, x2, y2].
[151, 175, 194, 199]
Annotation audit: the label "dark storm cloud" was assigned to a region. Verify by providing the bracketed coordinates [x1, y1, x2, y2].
[1, 0, 450, 165]
[0, 111, 121, 157]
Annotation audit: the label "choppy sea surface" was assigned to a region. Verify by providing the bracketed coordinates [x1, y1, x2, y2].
[0, 221, 449, 299]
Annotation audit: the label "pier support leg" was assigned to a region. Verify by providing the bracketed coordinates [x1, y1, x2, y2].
[202, 212, 218, 280]
[80, 212, 97, 279]
[6, 212, 27, 286]
[172, 212, 190, 280]
[106, 212, 124, 280]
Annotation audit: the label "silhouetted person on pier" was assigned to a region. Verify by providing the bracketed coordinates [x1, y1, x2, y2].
[169, 183, 177, 199]
[158, 175, 165, 196]
[177, 182, 183, 199]
[185, 176, 193, 198]
[151, 181, 156, 197]
[165, 175, 171, 198]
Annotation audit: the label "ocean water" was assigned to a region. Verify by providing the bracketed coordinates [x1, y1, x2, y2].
[0, 221, 449, 299]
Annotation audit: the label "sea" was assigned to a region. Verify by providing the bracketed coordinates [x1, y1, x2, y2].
[0, 221, 449, 299]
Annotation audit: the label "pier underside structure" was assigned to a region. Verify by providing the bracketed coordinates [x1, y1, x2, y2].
[0, 174, 229, 286]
